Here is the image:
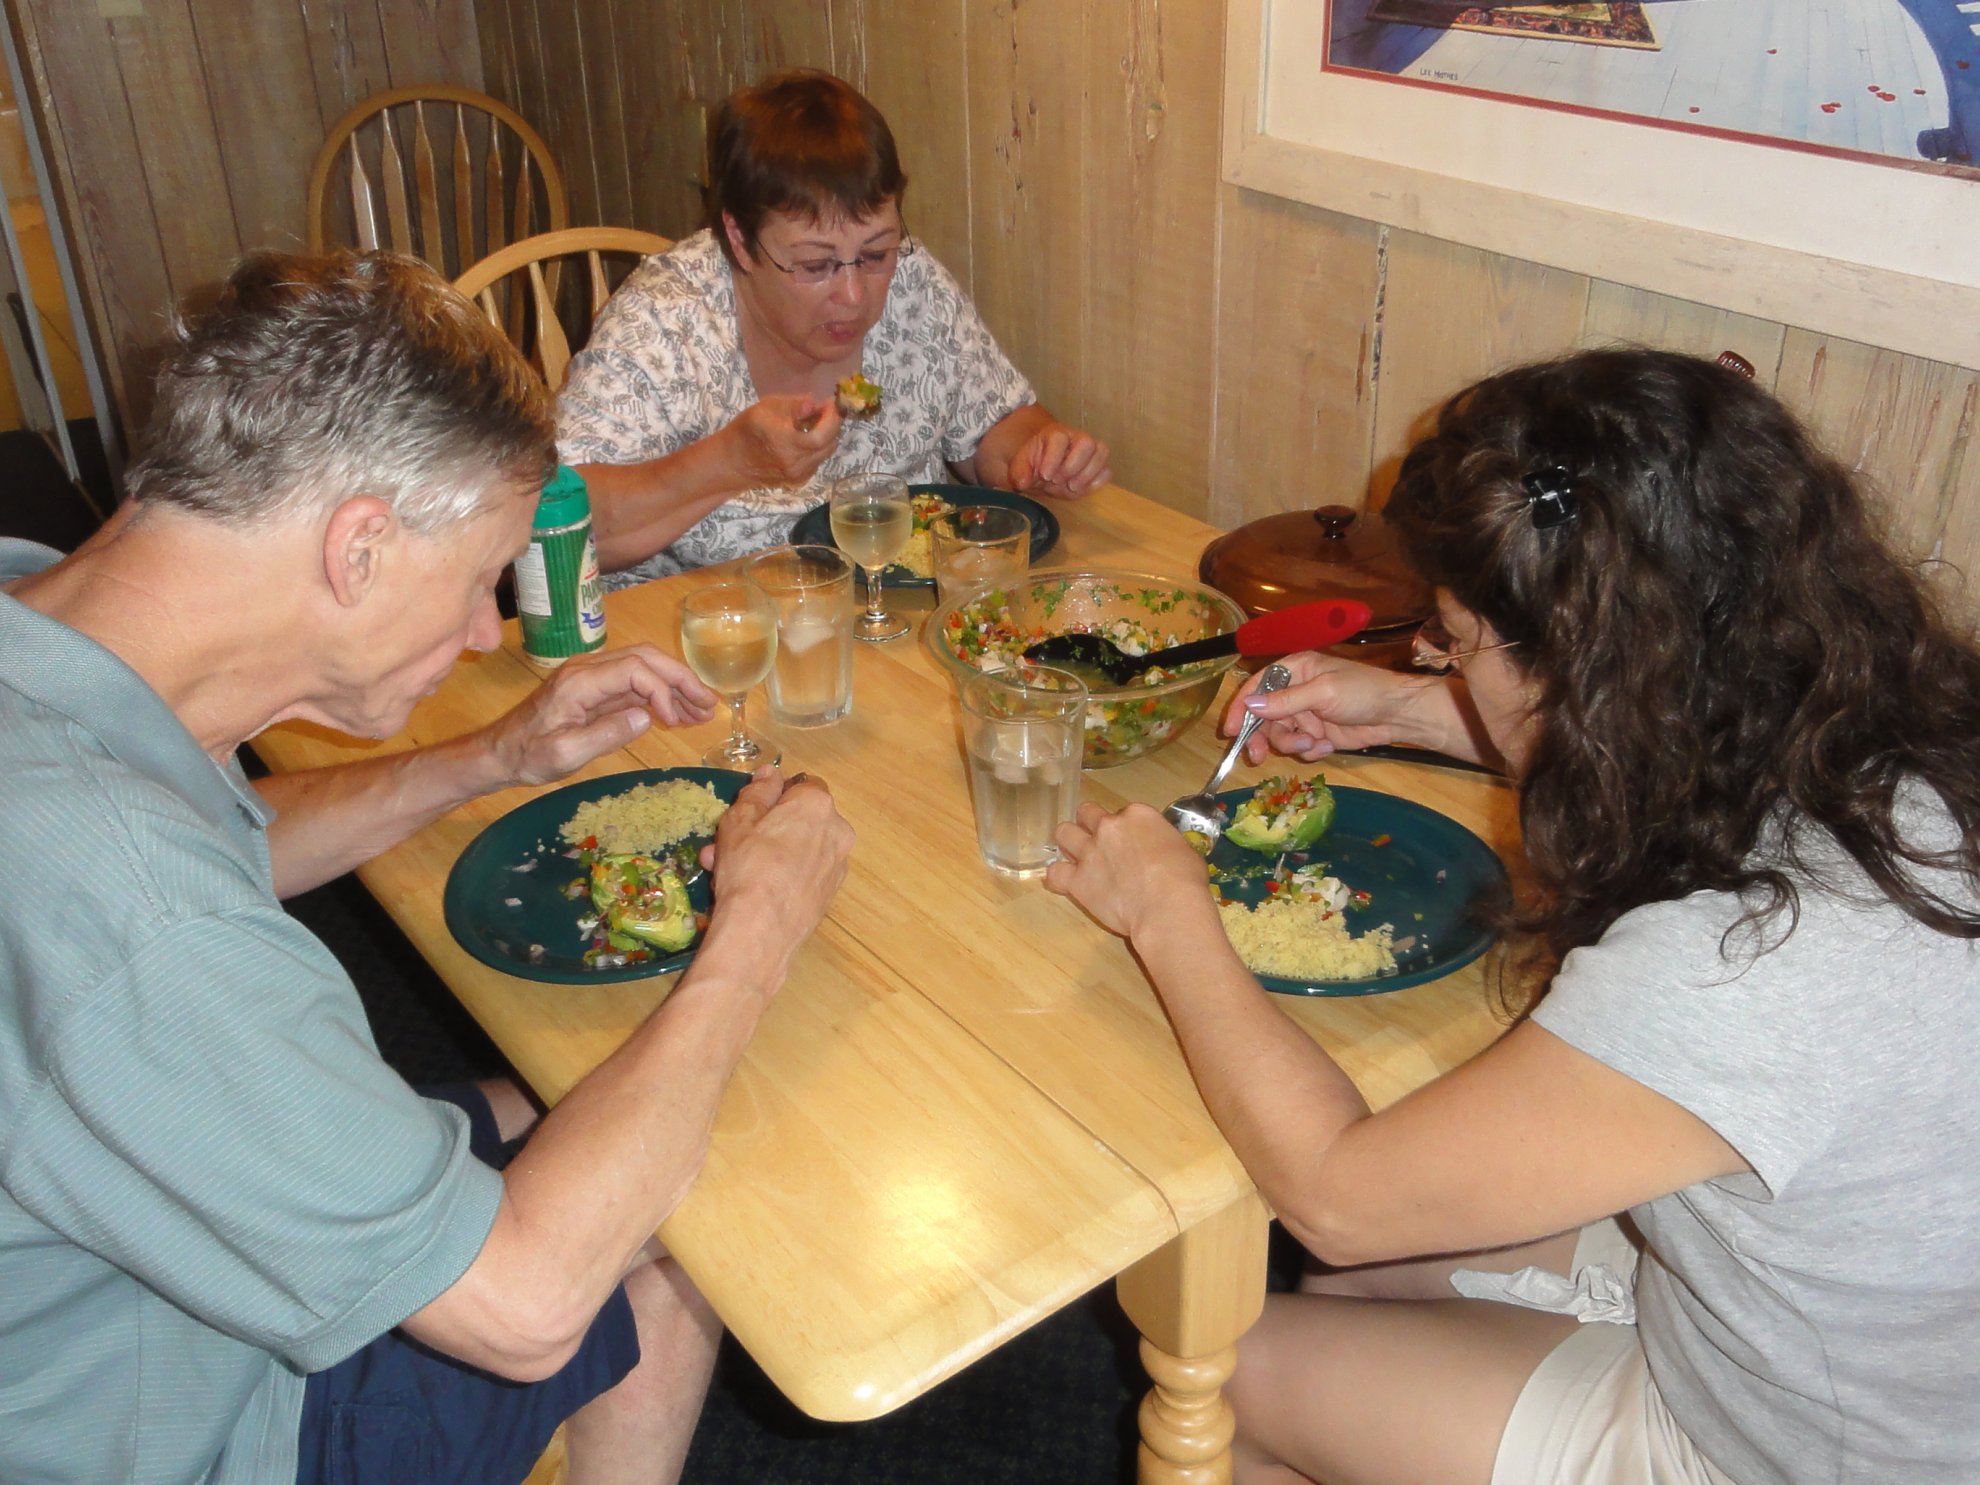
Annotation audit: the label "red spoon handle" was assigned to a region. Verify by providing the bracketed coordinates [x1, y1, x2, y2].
[1235, 598, 1373, 655]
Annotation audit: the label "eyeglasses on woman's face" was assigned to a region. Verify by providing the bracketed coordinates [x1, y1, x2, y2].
[756, 235, 917, 287]
[1409, 617, 1520, 674]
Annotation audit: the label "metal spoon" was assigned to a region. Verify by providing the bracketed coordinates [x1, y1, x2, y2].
[1025, 599, 1372, 688]
[1162, 663, 1292, 850]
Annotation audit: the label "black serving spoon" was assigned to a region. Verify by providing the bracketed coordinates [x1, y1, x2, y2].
[1023, 598, 1374, 687]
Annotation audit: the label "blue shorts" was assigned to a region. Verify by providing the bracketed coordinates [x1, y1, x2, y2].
[295, 1084, 640, 1485]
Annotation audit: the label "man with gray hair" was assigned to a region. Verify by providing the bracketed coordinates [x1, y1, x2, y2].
[0, 251, 854, 1485]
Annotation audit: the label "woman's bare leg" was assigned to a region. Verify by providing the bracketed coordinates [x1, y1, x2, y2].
[1233, 1229, 1589, 1484]
[1229, 1293, 1580, 1485]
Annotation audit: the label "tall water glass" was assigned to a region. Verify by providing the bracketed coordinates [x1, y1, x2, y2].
[680, 581, 779, 768]
[828, 471, 912, 641]
[930, 505, 1030, 605]
[960, 666, 1087, 879]
[745, 544, 855, 727]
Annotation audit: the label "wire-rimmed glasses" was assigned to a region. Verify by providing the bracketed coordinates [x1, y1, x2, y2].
[1409, 618, 1519, 674]
[755, 236, 917, 286]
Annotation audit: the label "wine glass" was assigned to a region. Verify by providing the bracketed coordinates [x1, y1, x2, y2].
[829, 471, 912, 641]
[680, 581, 780, 768]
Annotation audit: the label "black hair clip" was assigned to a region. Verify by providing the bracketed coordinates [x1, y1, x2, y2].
[1522, 465, 1578, 529]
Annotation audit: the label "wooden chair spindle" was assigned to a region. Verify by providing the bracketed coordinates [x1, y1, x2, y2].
[346, 136, 378, 252]
[412, 102, 443, 265]
[379, 110, 413, 256]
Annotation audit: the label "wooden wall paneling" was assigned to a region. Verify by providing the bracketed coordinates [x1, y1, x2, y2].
[1929, 405, 1980, 612]
[826, 0, 870, 85]
[498, 0, 558, 196]
[857, 0, 970, 280]
[660, 0, 749, 238]
[9, 1, 167, 431]
[471, 0, 530, 304]
[301, 0, 392, 130]
[475, 0, 522, 123]
[1209, 187, 1382, 528]
[377, 0, 483, 88]
[606, 0, 677, 235]
[1775, 333, 1980, 604]
[188, 0, 325, 254]
[577, 1, 637, 229]
[609, 0, 707, 238]
[1367, 231, 1589, 497]
[962, 0, 1089, 454]
[736, 0, 840, 79]
[106, 1, 242, 305]
[1580, 281, 1788, 390]
[530, 1, 610, 227]
[677, 1, 747, 133]
[1076, 0, 1222, 519]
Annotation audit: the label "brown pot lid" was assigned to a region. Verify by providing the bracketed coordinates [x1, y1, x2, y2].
[1198, 504, 1433, 630]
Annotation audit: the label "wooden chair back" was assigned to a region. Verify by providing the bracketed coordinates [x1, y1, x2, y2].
[453, 227, 673, 391]
[306, 85, 568, 280]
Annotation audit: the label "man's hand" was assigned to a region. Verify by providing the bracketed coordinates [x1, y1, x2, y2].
[696, 767, 855, 1003]
[1044, 801, 1218, 944]
[483, 646, 719, 787]
[1006, 419, 1111, 500]
[727, 395, 842, 488]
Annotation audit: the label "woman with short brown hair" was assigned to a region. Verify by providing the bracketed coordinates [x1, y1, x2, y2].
[560, 69, 1110, 586]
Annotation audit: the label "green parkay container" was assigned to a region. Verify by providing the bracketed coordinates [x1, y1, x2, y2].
[516, 464, 606, 666]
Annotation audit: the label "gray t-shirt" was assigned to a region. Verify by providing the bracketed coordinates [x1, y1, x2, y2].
[556, 229, 1034, 586]
[1536, 792, 1980, 1484]
[0, 539, 504, 1485]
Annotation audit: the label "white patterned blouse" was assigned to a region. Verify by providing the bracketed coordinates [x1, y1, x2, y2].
[556, 229, 1035, 587]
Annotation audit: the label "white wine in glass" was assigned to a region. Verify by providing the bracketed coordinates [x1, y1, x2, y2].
[829, 472, 912, 641]
[681, 581, 780, 768]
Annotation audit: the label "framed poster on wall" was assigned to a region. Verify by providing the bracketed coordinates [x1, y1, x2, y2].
[1223, 0, 1980, 369]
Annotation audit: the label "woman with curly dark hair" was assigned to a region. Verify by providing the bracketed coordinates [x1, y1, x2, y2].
[1046, 348, 1980, 1485]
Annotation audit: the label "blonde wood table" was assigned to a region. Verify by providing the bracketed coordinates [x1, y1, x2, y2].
[254, 487, 1520, 1483]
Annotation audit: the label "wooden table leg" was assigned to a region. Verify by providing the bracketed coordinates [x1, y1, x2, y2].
[1115, 1191, 1272, 1485]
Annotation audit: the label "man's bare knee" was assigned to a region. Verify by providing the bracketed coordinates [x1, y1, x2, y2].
[623, 1255, 720, 1349]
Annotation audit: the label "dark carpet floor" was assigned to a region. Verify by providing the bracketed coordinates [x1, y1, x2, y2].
[6, 426, 1159, 1484]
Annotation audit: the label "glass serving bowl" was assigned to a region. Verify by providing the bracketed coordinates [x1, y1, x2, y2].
[924, 568, 1246, 768]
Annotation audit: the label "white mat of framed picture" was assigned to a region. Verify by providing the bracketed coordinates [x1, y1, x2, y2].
[1224, 0, 1980, 369]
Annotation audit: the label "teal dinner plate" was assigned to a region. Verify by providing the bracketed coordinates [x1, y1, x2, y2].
[789, 483, 1060, 589]
[1207, 782, 1509, 997]
[443, 767, 748, 985]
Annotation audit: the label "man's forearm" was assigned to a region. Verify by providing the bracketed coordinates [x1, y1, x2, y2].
[405, 903, 799, 1375]
[257, 731, 512, 897]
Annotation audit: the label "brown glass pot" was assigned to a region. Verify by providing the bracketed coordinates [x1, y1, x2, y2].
[1198, 504, 1433, 669]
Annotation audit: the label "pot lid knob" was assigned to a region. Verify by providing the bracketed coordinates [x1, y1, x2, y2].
[1314, 504, 1358, 539]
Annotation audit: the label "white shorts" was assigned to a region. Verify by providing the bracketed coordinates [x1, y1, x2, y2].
[1461, 1220, 1738, 1485]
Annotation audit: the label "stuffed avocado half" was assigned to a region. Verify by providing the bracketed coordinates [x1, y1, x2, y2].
[1226, 774, 1335, 853]
[588, 853, 698, 956]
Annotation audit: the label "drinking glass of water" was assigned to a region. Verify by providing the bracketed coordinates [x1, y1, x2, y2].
[681, 580, 780, 768]
[959, 666, 1087, 879]
[828, 471, 912, 641]
[930, 505, 1030, 606]
[744, 544, 855, 728]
